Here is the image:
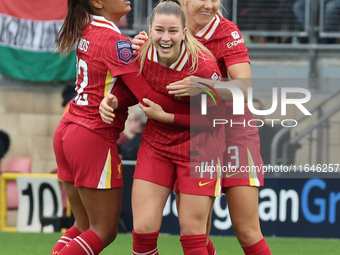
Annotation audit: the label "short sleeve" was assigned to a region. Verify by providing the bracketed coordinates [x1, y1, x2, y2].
[104, 34, 139, 77]
[219, 21, 250, 67]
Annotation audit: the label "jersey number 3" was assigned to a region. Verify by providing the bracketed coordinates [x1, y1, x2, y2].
[228, 146, 240, 169]
[75, 57, 89, 105]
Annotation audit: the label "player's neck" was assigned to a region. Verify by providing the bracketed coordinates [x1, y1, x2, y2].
[157, 47, 182, 68]
[94, 13, 123, 28]
[188, 23, 204, 36]
[158, 57, 174, 68]
[190, 27, 200, 36]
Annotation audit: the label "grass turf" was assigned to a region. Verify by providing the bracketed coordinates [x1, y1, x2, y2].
[0, 232, 339, 255]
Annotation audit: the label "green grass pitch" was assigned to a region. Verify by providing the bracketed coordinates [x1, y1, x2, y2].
[0, 232, 339, 255]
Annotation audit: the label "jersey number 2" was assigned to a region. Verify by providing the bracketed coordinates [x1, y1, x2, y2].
[75, 57, 89, 105]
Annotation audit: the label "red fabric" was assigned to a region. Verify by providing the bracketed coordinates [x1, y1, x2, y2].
[132, 230, 159, 255]
[135, 143, 222, 196]
[134, 143, 177, 188]
[65, 21, 137, 143]
[50, 226, 81, 255]
[120, 73, 190, 113]
[117, 132, 129, 146]
[173, 102, 224, 130]
[242, 238, 271, 255]
[114, 86, 138, 110]
[180, 234, 209, 255]
[0, 0, 68, 20]
[141, 51, 225, 162]
[58, 230, 104, 255]
[207, 238, 217, 255]
[67, 17, 191, 143]
[221, 103, 264, 188]
[195, 16, 250, 78]
[196, 17, 264, 188]
[54, 122, 123, 189]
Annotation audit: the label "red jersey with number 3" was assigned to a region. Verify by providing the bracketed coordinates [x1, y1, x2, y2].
[141, 44, 226, 162]
[196, 15, 264, 187]
[62, 15, 138, 143]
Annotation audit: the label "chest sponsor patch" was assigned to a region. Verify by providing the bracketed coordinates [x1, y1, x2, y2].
[227, 38, 245, 48]
[116, 40, 133, 63]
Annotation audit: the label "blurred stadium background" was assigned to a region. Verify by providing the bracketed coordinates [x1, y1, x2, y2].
[0, 0, 340, 254]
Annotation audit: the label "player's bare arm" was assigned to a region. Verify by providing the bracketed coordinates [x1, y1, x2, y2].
[220, 62, 252, 101]
[99, 94, 117, 124]
[139, 98, 174, 124]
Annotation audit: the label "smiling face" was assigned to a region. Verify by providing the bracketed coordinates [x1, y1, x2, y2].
[183, 0, 220, 34]
[150, 13, 186, 67]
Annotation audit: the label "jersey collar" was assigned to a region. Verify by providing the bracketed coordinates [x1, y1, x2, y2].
[195, 14, 220, 40]
[147, 42, 189, 71]
[91, 15, 121, 34]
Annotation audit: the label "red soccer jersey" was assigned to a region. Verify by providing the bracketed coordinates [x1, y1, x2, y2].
[63, 16, 191, 143]
[62, 16, 138, 143]
[141, 44, 226, 162]
[195, 15, 252, 126]
[195, 14, 250, 78]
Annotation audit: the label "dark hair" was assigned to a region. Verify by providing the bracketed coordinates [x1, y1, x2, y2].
[0, 130, 10, 159]
[56, 0, 92, 54]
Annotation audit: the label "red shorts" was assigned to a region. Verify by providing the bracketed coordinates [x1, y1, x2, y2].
[221, 125, 264, 188]
[53, 122, 123, 189]
[134, 142, 222, 197]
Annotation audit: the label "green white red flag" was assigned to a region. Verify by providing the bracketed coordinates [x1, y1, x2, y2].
[0, 0, 76, 81]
